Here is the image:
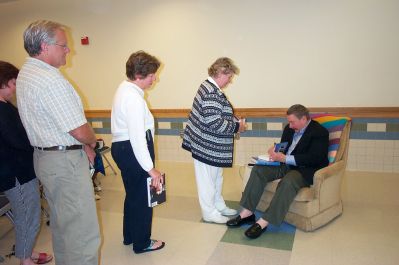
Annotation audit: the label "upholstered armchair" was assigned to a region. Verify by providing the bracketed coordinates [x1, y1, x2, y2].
[242, 115, 351, 231]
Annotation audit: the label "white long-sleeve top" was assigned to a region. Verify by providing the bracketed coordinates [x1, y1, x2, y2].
[111, 80, 154, 172]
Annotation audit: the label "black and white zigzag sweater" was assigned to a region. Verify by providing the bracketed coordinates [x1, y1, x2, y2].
[182, 79, 239, 167]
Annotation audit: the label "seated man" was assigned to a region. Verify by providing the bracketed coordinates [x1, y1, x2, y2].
[226, 104, 329, 239]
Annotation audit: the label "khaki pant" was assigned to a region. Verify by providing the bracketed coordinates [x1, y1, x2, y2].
[34, 149, 100, 265]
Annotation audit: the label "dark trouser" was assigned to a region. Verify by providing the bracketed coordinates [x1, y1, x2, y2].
[240, 165, 308, 226]
[111, 137, 154, 252]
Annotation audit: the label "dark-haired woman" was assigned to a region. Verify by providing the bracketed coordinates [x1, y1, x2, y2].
[0, 61, 52, 265]
[111, 51, 165, 254]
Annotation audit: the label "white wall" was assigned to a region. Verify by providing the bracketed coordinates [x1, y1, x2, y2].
[0, 0, 398, 109]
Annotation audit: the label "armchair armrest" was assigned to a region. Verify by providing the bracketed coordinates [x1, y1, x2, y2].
[312, 160, 346, 199]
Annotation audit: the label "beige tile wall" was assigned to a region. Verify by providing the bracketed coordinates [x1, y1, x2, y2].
[151, 135, 399, 173]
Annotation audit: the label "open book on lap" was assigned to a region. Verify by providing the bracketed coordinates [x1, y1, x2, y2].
[249, 155, 280, 166]
[248, 142, 288, 166]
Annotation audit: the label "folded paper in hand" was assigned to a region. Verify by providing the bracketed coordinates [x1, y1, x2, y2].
[147, 175, 166, 207]
[250, 155, 280, 166]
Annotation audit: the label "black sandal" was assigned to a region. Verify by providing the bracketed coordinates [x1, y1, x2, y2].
[134, 239, 165, 254]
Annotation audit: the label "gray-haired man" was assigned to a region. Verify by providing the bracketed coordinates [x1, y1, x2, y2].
[17, 20, 100, 265]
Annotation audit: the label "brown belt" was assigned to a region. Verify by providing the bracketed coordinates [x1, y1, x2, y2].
[34, 145, 83, 151]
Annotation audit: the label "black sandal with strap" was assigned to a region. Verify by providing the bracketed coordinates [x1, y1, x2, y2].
[134, 239, 165, 254]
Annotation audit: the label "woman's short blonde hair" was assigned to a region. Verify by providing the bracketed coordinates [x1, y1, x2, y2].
[208, 57, 239, 77]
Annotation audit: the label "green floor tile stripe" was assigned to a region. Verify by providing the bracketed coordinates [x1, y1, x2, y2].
[225, 200, 241, 210]
[222, 200, 296, 251]
[221, 227, 295, 251]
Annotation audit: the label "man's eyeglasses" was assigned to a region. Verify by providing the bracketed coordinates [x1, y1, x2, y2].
[52, 43, 69, 49]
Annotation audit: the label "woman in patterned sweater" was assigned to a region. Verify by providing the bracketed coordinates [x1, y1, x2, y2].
[182, 57, 246, 223]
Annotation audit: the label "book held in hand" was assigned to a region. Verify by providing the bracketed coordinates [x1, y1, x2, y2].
[248, 142, 288, 166]
[274, 142, 288, 153]
[147, 174, 166, 207]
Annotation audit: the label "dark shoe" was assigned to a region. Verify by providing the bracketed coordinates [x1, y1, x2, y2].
[245, 223, 267, 239]
[226, 214, 256, 227]
[134, 239, 165, 254]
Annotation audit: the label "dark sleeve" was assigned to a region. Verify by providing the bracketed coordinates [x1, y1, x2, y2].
[293, 122, 329, 168]
[280, 124, 293, 149]
[0, 104, 32, 151]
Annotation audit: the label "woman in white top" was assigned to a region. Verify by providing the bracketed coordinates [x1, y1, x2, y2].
[111, 51, 165, 254]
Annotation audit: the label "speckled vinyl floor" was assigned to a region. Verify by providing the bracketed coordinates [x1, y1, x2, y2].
[1, 160, 399, 265]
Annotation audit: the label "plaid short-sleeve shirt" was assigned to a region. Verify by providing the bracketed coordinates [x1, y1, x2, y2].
[16, 58, 87, 147]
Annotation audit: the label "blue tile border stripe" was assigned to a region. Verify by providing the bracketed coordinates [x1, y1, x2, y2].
[88, 117, 399, 140]
[93, 127, 111, 134]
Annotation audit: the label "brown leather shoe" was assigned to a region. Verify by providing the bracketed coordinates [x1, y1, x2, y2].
[226, 214, 256, 227]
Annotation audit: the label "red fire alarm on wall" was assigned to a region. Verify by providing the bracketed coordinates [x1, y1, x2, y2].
[81, 36, 89, 45]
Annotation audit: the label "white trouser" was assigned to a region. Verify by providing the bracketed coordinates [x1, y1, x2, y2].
[193, 159, 227, 219]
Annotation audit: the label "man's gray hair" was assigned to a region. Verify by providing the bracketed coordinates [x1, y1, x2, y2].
[287, 104, 310, 120]
[23, 20, 65, 56]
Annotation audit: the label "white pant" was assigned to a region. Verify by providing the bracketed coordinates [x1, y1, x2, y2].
[193, 159, 227, 219]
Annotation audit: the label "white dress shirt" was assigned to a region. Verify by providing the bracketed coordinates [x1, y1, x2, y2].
[111, 80, 154, 172]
